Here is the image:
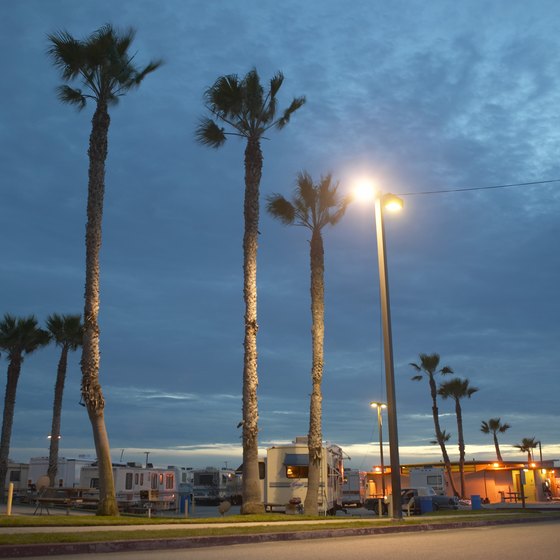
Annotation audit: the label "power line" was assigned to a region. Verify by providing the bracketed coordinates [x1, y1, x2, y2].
[398, 179, 560, 197]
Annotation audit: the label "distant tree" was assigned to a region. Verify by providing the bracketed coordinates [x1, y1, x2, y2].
[430, 429, 452, 446]
[480, 418, 510, 462]
[0, 315, 50, 500]
[267, 171, 349, 515]
[46, 314, 83, 487]
[196, 68, 305, 514]
[47, 24, 161, 515]
[410, 353, 459, 496]
[438, 377, 479, 499]
[513, 437, 539, 463]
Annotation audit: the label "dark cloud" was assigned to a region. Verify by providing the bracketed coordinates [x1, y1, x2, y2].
[1, 0, 559, 469]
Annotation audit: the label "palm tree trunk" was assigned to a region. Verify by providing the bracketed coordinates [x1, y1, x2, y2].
[240, 137, 264, 514]
[428, 375, 459, 497]
[81, 99, 118, 516]
[48, 346, 68, 487]
[0, 356, 22, 502]
[455, 399, 466, 499]
[304, 230, 325, 516]
[493, 433, 503, 462]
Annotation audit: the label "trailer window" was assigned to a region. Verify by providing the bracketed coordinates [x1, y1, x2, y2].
[286, 466, 308, 479]
[151, 473, 158, 489]
[259, 461, 265, 480]
[135, 473, 139, 485]
[90, 478, 99, 489]
[9, 471, 20, 482]
[140, 474, 144, 486]
[125, 473, 133, 490]
[166, 473, 174, 489]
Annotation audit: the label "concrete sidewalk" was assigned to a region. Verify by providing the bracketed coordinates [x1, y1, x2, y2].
[2, 504, 560, 558]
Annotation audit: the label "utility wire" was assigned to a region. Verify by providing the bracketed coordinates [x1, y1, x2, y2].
[398, 178, 560, 197]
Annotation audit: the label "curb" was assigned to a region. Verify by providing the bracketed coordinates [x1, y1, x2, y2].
[2, 515, 560, 558]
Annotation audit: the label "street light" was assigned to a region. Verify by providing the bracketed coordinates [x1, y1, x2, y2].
[356, 182, 403, 520]
[370, 402, 387, 496]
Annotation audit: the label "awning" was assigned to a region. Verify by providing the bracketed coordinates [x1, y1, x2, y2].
[283, 454, 309, 466]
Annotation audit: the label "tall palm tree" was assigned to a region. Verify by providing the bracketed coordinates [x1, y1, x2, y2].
[196, 69, 305, 514]
[46, 314, 84, 487]
[409, 353, 459, 496]
[480, 418, 510, 462]
[438, 377, 479, 499]
[514, 437, 539, 462]
[47, 24, 161, 515]
[267, 172, 349, 515]
[0, 314, 50, 500]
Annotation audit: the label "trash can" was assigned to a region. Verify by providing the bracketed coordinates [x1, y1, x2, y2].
[418, 496, 433, 514]
[471, 495, 482, 510]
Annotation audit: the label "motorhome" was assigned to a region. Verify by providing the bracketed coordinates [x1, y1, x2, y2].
[191, 466, 241, 505]
[408, 467, 446, 495]
[265, 436, 344, 515]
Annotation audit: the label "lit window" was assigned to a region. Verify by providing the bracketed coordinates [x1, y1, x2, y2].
[286, 466, 308, 479]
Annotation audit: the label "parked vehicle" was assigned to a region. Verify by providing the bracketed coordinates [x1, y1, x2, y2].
[401, 486, 459, 513]
[265, 436, 344, 515]
[191, 467, 241, 505]
[342, 468, 366, 507]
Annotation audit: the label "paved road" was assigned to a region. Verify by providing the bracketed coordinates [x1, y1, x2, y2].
[42, 520, 560, 559]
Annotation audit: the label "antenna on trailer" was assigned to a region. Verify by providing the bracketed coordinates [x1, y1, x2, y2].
[144, 451, 150, 468]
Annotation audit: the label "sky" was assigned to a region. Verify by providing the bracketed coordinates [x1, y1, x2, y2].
[1, 0, 559, 472]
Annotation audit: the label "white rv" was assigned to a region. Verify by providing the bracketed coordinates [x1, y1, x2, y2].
[28, 456, 95, 488]
[342, 468, 367, 507]
[191, 467, 241, 505]
[409, 467, 446, 495]
[5, 461, 29, 495]
[265, 436, 344, 515]
[79, 462, 180, 510]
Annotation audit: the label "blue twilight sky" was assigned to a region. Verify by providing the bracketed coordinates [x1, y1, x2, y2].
[1, 0, 559, 471]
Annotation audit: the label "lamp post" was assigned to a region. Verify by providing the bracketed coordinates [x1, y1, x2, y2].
[370, 401, 387, 497]
[356, 184, 403, 520]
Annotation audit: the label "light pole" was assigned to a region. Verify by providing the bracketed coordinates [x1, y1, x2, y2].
[356, 184, 403, 519]
[370, 401, 387, 497]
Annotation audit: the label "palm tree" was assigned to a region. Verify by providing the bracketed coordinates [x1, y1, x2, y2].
[480, 418, 510, 462]
[438, 377, 479, 499]
[514, 437, 539, 462]
[410, 353, 459, 496]
[46, 314, 84, 487]
[47, 24, 161, 515]
[0, 315, 50, 500]
[430, 429, 452, 446]
[267, 172, 349, 515]
[196, 69, 305, 514]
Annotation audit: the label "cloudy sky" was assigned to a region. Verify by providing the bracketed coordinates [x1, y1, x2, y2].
[2, 0, 559, 471]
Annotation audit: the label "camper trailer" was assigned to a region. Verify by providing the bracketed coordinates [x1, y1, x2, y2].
[28, 456, 95, 488]
[5, 461, 29, 496]
[342, 468, 366, 507]
[79, 462, 180, 511]
[191, 467, 241, 505]
[409, 467, 446, 495]
[265, 436, 344, 515]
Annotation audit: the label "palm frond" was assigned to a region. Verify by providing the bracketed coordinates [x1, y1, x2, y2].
[204, 74, 243, 118]
[56, 85, 87, 109]
[411, 375, 423, 381]
[266, 195, 296, 225]
[195, 117, 227, 148]
[275, 96, 306, 129]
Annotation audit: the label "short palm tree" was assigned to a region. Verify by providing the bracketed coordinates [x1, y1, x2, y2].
[438, 377, 478, 499]
[46, 314, 84, 487]
[0, 314, 50, 501]
[410, 353, 458, 496]
[514, 437, 539, 462]
[48, 24, 161, 515]
[267, 171, 349, 515]
[196, 68, 305, 514]
[480, 418, 510, 462]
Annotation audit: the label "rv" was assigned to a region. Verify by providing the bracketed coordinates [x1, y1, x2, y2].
[79, 462, 181, 511]
[342, 468, 366, 507]
[28, 456, 95, 488]
[191, 467, 241, 505]
[408, 467, 446, 495]
[5, 461, 29, 496]
[265, 436, 344, 515]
